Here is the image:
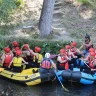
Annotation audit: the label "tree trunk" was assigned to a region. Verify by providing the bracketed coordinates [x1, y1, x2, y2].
[39, 0, 56, 36]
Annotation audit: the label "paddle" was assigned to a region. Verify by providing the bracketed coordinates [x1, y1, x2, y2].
[0, 68, 4, 72]
[83, 61, 90, 69]
[80, 59, 91, 69]
[54, 70, 69, 92]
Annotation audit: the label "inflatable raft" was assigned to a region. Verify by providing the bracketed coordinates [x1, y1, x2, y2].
[57, 68, 96, 85]
[0, 68, 55, 86]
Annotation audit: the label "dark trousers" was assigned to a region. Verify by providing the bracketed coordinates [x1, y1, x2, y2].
[12, 66, 23, 72]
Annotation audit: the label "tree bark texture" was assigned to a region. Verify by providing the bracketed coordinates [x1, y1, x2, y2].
[39, 0, 56, 36]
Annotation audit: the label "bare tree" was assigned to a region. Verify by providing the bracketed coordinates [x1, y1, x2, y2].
[39, 0, 56, 36]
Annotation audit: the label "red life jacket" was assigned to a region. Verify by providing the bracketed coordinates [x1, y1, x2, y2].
[4, 54, 13, 67]
[41, 59, 52, 69]
[59, 56, 69, 70]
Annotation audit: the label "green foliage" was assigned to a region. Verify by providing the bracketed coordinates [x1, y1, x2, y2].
[0, 0, 16, 23]
[17, 39, 70, 55]
[77, 0, 96, 8]
[15, 0, 24, 8]
[0, 0, 2, 5]
[0, 0, 24, 24]
[77, 0, 89, 4]
[0, 37, 70, 55]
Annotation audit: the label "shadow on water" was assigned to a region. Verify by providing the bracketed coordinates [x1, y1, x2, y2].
[0, 78, 96, 96]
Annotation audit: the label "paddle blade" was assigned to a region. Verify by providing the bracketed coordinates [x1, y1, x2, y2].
[62, 85, 69, 92]
[0, 68, 4, 71]
[55, 71, 69, 92]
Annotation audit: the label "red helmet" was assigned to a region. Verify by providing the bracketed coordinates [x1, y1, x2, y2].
[89, 48, 95, 52]
[90, 52, 95, 56]
[4, 47, 10, 53]
[71, 42, 76, 47]
[16, 50, 22, 56]
[60, 49, 65, 53]
[23, 44, 29, 49]
[12, 41, 18, 47]
[65, 45, 71, 49]
[35, 46, 41, 53]
[15, 47, 20, 51]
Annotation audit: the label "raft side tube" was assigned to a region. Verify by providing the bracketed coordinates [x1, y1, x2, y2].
[80, 78, 94, 85]
[62, 70, 81, 81]
[40, 72, 55, 82]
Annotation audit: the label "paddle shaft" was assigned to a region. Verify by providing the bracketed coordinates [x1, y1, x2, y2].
[81, 60, 91, 69]
[54, 71, 69, 92]
[84, 62, 90, 69]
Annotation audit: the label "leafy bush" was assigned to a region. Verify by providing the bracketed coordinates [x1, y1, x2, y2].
[0, 0, 24, 24]
[0, 0, 2, 5]
[77, 0, 96, 8]
[15, 0, 24, 8]
[0, 0, 16, 23]
[77, 0, 89, 4]
[0, 37, 70, 55]
[17, 39, 70, 55]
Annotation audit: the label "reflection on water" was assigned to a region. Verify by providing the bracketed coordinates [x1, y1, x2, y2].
[0, 79, 96, 96]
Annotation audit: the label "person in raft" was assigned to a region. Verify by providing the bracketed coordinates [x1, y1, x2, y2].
[12, 41, 19, 56]
[89, 52, 96, 72]
[28, 46, 43, 68]
[70, 42, 85, 68]
[79, 34, 93, 57]
[57, 48, 70, 70]
[65, 45, 77, 70]
[8, 50, 28, 72]
[70, 41, 81, 58]
[81, 52, 96, 73]
[1, 47, 13, 68]
[39, 53, 57, 73]
[21, 44, 34, 68]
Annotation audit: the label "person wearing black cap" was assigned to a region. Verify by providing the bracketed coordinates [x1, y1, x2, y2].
[80, 34, 93, 57]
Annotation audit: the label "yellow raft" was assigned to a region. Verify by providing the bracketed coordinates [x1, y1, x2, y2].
[0, 68, 55, 86]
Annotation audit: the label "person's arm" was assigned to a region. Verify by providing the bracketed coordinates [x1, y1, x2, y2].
[83, 54, 90, 61]
[29, 49, 39, 59]
[8, 58, 14, 68]
[71, 52, 77, 58]
[28, 49, 37, 56]
[22, 50, 30, 56]
[21, 44, 25, 50]
[68, 49, 77, 59]
[91, 69, 96, 71]
[85, 41, 93, 47]
[22, 51, 27, 54]
[10, 51, 14, 57]
[12, 48, 15, 52]
[51, 61, 57, 70]
[1, 54, 5, 64]
[65, 55, 71, 61]
[22, 58, 28, 64]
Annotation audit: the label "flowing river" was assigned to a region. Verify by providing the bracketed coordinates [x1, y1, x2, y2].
[0, 78, 95, 96]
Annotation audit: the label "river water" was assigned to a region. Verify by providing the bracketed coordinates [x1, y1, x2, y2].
[0, 78, 95, 96]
